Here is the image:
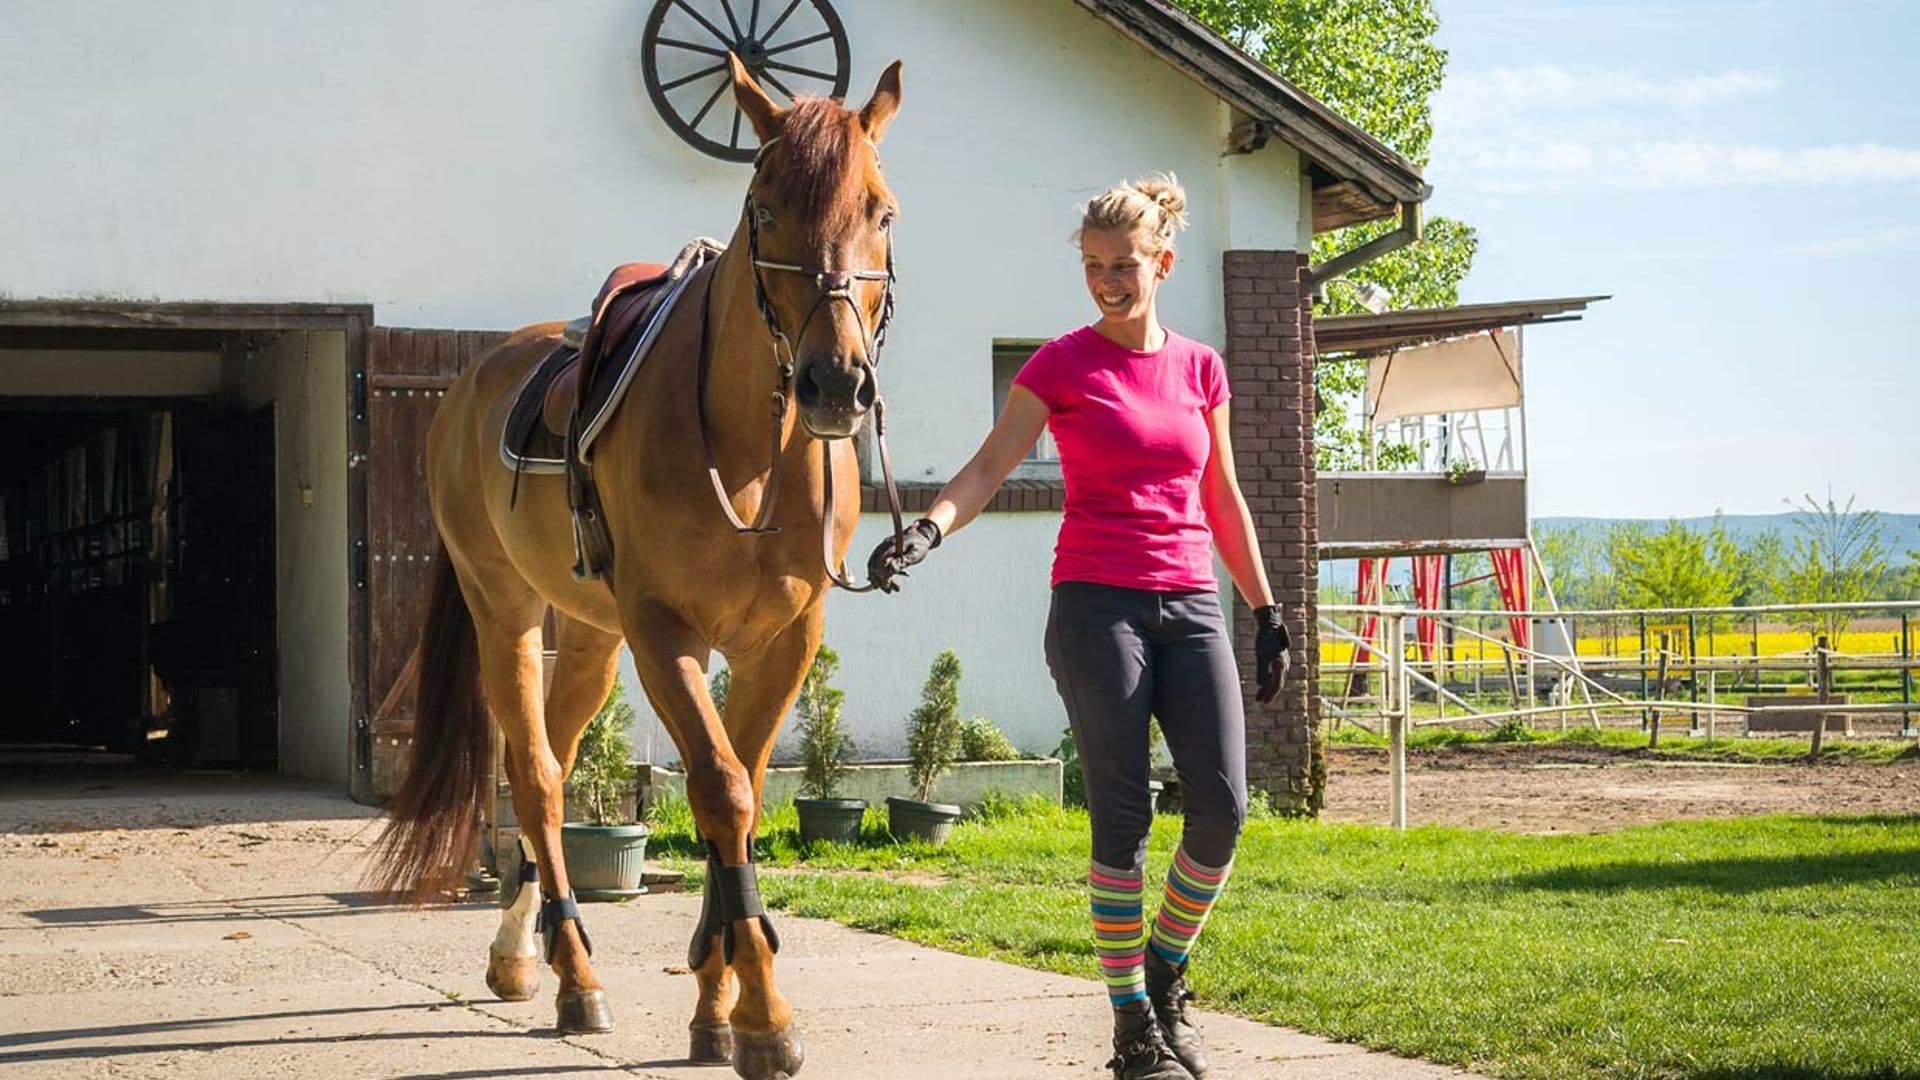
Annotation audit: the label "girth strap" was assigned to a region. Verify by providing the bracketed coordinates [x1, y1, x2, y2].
[537, 893, 593, 964]
[687, 843, 781, 969]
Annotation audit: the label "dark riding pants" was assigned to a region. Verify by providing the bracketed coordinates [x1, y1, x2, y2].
[1043, 582, 1248, 871]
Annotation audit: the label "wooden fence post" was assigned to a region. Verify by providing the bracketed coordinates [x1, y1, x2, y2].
[1810, 635, 1830, 762]
[1649, 632, 1670, 749]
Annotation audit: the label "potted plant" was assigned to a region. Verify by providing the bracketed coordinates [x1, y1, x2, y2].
[793, 645, 866, 845]
[559, 681, 651, 900]
[887, 649, 965, 844]
[1445, 455, 1486, 486]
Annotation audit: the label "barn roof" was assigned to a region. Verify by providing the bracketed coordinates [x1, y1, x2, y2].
[1071, 0, 1432, 230]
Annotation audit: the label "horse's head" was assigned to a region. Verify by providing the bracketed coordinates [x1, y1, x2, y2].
[730, 54, 901, 440]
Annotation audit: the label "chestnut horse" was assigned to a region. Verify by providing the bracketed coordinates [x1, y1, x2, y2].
[372, 57, 904, 1080]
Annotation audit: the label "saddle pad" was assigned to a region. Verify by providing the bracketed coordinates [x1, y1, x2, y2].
[499, 343, 579, 474]
[498, 238, 724, 476]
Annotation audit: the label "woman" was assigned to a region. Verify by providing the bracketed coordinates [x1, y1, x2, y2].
[868, 175, 1290, 1080]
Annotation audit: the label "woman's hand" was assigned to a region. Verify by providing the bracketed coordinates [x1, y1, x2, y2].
[1253, 604, 1291, 703]
[866, 518, 942, 593]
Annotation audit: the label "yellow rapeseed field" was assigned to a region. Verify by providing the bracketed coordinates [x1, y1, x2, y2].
[1320, 621, 1909, 665]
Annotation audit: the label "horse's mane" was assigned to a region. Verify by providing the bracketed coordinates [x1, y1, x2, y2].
[762, 97, 872, 236]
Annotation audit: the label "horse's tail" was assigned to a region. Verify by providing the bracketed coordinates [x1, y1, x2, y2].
[369, 540, 490, 904]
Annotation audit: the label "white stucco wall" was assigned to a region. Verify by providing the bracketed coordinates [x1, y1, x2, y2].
[243, 332, 351, 784]
[3, 0, 1313, 774]
[0, 0, 1307, 477]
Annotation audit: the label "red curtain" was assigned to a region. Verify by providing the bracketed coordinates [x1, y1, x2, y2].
[1410, 555, 1445, 661]
[1490, 548, 1531, 648]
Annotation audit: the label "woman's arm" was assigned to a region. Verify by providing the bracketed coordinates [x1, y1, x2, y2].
[920, 386, 1050, 539]
[1199, 403, 1276, 610]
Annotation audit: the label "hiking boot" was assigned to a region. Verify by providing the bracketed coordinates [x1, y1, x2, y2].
[1107, 1010, 1195, 1080]
[1145, 952, 1209, 1077]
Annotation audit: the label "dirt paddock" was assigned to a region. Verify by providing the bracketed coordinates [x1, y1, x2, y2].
[1320, 742, 1918, 832]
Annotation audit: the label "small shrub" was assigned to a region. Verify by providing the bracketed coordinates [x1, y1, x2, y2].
[708, 667, 731, 716]
[796, 645, 855, 799]
[906, 650, 965, 801]
[1056, 728, 1085, 808]
[573, 682, 637, 825]
[959, 716, 1019, 762]
[1490, 716, 1537, 743]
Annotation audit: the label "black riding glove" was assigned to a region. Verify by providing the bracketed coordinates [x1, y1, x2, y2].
[866, 517, 942, 593]
[1253, 604, 1292, 703]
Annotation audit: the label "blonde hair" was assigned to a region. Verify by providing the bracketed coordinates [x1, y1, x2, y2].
[1075, 173, 1189, 255]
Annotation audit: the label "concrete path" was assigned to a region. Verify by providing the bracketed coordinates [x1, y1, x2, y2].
[0, 766, 1485, 1079]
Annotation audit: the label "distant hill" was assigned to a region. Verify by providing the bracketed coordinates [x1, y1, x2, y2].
[1534, 513, 1920, 560]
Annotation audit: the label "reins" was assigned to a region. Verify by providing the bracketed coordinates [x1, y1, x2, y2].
[692, 135, 907, 592]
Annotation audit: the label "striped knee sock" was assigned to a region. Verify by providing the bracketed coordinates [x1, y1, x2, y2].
[1148, 846, 1232, 967]
[1089, 860, 1149, 1011]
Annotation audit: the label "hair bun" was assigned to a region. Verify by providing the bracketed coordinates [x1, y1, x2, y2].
[1134, 174, 1188, 231]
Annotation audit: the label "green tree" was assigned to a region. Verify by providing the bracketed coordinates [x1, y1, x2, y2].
[1607, 519, 1739, 614]
[1774, 494, 1890, 639]
[905, 650, 964, 801]
[1170, 0, 1478, 469]
[796, 645, 854, 800]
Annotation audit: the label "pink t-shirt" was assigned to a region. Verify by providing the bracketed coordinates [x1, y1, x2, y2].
[1013, 325, 1230, 591]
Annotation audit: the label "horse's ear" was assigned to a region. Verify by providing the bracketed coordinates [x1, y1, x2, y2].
[729, 53, 784, 142]
[859, 60, 903, 143]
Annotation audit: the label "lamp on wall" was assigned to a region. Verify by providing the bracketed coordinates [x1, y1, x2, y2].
[1313, 277, 1393, 314]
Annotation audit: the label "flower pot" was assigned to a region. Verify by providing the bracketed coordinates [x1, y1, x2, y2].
[559, 822, 651, 900]
[885, 795, 963, 845]
[795, 797, 867, 845]
[1445, 468, 1487, 486]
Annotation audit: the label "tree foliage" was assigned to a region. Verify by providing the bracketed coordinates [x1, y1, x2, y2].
[1607, 518, 1741, 615]
[905, 649, 964, 801]
[1775, 494, 1890, 639]
[573, 682, 637, 825]
[1170, 0, 1477, 470]
[796, 645, 855, 799]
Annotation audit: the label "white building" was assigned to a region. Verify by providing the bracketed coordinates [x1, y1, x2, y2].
[0, 0, 1425, 804]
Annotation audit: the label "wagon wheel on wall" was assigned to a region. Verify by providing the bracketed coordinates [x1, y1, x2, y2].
[642, 0, 852, 164]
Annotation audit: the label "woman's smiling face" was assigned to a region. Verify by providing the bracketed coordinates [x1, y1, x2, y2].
[1080, 226, 1172, 325]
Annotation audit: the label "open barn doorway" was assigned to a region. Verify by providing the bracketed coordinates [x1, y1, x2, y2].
[0, 305, 369, 786]
[0, 402, 275, 765]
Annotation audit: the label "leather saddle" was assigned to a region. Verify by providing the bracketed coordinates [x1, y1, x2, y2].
[500, 238, 725, 582]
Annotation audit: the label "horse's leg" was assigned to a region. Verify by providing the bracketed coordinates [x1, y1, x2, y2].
[622, 603, 802, 1080]
[486, 612, 622, 1004]
[470, 597, 612, 1034]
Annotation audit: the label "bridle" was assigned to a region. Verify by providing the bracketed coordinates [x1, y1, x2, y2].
[693, 135, 906, 592]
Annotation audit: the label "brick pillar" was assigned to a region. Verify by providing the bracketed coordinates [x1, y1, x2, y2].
[1223, 251, 1322, 815]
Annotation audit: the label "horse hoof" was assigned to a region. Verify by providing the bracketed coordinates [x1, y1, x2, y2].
[731, 1027, 804, 1079]
[484, 952, 541, 1002]
[555, 990, 614, 1034]
[689, 1021, 734, 1065]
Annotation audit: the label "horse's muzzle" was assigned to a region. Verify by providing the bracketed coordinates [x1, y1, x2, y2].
[795, 357, 875, 439]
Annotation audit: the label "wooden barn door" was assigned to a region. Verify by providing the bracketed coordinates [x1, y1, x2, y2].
[356, 328, 506, 801]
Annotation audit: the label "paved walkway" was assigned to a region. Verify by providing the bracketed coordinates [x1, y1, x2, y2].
[0, 765, 1485, 1079]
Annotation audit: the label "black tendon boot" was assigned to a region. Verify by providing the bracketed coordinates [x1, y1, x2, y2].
[1145, 952, 1209, 1077]
[1108, 1007, 1194, 1080]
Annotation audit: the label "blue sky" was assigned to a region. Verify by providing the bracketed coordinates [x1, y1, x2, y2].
[1427, 0, 1918, 518]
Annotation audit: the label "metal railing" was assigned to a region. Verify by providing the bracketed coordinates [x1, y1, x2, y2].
[1318, 600, 1920, 828]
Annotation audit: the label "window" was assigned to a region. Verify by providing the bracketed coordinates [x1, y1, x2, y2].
[991, 340, 1057, 469]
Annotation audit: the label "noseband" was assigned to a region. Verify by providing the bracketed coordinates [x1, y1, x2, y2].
[692, 136, 907, 593]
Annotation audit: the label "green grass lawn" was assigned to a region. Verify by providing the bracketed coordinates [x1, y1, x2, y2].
[1326, 723, 1920, 765]
[652, 800, 1920, 1079]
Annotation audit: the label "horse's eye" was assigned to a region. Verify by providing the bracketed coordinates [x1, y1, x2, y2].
[754, 206, 776, 230]
[878, 211, 895, 232]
